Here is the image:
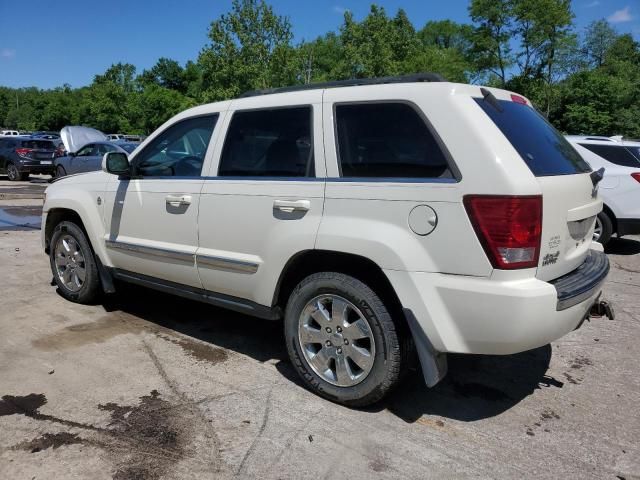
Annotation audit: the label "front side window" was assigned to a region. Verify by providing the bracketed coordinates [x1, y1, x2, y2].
[335, 103, 453, 179]
[578, 144, 640, 168]
[218, 106, 314, 177]
[134, 114, 218, 177]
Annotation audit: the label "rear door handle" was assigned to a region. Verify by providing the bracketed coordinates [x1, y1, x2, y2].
[273, 199, 310, 213]
[166, 194, 192, 206]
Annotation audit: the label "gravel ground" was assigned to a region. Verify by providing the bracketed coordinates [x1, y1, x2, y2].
[0, 206, 638, 479]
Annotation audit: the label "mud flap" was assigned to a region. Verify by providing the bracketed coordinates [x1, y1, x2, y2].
[403, 308, 448, 387]
[96, 257, 116, 294]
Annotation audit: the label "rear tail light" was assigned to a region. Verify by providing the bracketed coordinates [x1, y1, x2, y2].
[464, 195, 542, 270]
[631, 173, 640, 183]
[15, 148, 33, 159]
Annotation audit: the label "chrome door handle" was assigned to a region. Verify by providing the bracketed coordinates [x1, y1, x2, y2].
[166, 194, 192, 206]
[273, 199, 310, 213]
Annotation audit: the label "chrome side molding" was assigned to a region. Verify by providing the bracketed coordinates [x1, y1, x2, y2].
[105, 239, 195, 264]
[196, 254, 259, 274]
[105, 239, 259, 274]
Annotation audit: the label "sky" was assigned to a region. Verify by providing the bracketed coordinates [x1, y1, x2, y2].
[0, 0, 638, 89]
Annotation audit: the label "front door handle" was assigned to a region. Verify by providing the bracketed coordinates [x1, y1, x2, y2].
[166, 194, 192, 207]
[273, 199, 310, 213]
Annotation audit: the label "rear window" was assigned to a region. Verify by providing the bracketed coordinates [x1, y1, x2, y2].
[20, 140, 55, 150]
[476, 98, 591, 176]
[579, 143, 640, 168]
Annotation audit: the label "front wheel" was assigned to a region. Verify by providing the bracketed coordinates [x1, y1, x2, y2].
[49, 221, 100, 304]
[56, 165, 67, 178]
[284, 272, 404, 407]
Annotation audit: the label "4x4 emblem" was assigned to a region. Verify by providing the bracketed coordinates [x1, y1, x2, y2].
[542, 251, 560, 266]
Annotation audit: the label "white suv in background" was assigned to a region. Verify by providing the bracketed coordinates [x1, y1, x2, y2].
[42, 74, 612, 406]
[566, 136, 640, 245]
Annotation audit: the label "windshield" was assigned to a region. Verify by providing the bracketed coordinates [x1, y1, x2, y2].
[119, 143, 138, 153]
[476, 98, 591, 176]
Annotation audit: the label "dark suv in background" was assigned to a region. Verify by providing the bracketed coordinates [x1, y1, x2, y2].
[0, 137, 58, 180]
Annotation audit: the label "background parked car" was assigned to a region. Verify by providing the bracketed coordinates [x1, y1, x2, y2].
[1, 130, 21, 136]
[54, 141, 134, 177]
[107, 134, 125, 141]
[567, 135, 640, 245]
[0, 137, 57, 180]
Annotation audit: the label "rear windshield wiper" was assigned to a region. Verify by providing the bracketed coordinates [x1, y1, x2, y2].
[480, 87, 503, 113]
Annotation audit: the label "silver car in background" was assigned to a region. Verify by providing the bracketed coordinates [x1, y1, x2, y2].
[54, 141, 138, 177]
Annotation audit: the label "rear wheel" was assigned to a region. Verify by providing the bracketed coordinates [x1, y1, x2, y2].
[7, 163, 20, 181]
[49, 221, 100, 304]
[284, 272, 404, 407]
[56, 165, 67, 178]
[593, 211, 613, 246]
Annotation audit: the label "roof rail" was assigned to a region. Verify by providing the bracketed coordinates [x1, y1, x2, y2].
[239, 72, 446, 98]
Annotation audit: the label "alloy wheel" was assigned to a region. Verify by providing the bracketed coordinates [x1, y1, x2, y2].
[298, 294, 375, 387]
[7, 163, 19, 181]
[54, 234, 86, 292]
[593, 216, 602, 241]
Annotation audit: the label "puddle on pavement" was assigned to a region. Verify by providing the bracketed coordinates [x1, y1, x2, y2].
[3, 390, 198, 480]
[0, 205, 42, 230]
[32, 312, 229, 365]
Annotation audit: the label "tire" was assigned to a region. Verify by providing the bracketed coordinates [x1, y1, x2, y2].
[56, 165, 67, 178]
[7, 162, 21, 181]
[284, 272, 404, 407]
[594, 211, 613, 246]
[49, 221, 100, 304]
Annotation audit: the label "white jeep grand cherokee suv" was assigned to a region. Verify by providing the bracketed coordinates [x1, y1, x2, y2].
[42, 74, 612, 406]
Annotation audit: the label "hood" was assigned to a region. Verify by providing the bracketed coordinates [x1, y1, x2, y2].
[60, 126, 107, 154]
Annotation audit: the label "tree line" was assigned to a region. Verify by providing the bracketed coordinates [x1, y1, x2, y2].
[1, 0, 638, 137]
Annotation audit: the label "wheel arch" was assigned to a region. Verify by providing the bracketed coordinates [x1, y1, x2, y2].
[601, 203, 617, 233]
[273, 250, 407, 335]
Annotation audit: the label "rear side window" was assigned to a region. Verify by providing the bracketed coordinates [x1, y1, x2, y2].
[20, 140, 55, 150]
[219, 106, 314, 177]
[476, 99, 591, 176]
[335, 103, 452, 179]
[578, 144, 640, 168]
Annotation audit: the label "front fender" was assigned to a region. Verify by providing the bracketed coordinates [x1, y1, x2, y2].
[43, 177, 110, 266]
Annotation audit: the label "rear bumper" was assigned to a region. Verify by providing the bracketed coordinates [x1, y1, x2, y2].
[617, 218, 640, 237]
[16, 160, 55, 174]
[550, 250, 609, 310]
[385, 249, 609, 355]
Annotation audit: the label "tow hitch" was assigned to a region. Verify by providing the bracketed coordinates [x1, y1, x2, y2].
[589, 300, 615, 320]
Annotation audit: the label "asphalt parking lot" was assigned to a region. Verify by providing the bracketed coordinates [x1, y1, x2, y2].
[0, 179, 639, 479]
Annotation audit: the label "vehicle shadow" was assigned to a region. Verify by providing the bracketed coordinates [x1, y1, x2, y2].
[379, 345, 557, 423]
[101, 284, 557, 422]
[605, 237, 640, 255]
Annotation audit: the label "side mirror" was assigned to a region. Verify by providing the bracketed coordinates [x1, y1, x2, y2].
[102, 151, 130, 176]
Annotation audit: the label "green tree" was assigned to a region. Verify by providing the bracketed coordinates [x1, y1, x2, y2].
[139, 58, 188, 93]
[198, 0, 296, 101]
[582, 19, 617, 67]
[469, 0, 513, 86]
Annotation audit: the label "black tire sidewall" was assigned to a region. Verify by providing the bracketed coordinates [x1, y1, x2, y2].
[7, 163, 19, 181]
[56, 166, 66, 178]
[49, 221, 100, 304]
[284, 272, 401, 406]
[596, 211, 613, 245]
